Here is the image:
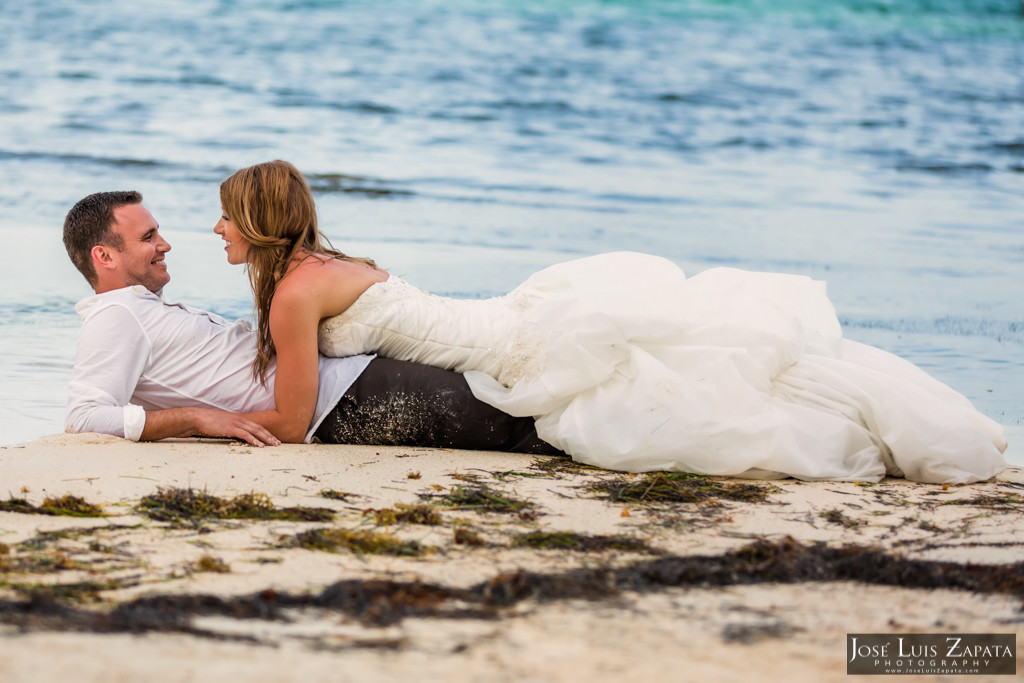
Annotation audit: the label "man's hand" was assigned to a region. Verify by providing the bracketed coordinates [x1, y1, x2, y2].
[141, 407, 282, 446]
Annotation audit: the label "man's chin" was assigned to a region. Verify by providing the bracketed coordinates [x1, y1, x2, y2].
[136, 277, 170, 295]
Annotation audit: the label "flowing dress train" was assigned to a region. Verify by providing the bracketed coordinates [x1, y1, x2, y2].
[318, 252, 1007, 483]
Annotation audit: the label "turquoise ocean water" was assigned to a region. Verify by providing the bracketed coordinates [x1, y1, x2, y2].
[1, 0, 1022, 464]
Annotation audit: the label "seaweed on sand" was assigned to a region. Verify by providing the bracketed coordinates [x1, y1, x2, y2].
[283, 527, 426, 557]
[453, 526, 485, 546]
[366, 503, 442, 526]
[940, 492, 1024, 512]
[510, 531, 653, 553]
[588, 472, 778, 505]
[4, 579, 127, 604]
[529, 456, 603, 477]
[1, 526, 145, 580]
[135, 487, 334, 525]
[0, 495, 104, 517]
[819, 508, 864, 529]
[420, 484, 533, 515]
[318, 489, 353, 501]
[4, 537, 1022, 637]
[477, 536, 1024, 607]
[0, 550, 80, 574]
[188, 554, 231, 574]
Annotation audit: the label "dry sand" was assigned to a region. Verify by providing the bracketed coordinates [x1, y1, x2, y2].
[1, 434, 1021, 682]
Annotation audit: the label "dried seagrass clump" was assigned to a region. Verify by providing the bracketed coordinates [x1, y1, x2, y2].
[511, 531, 653, 553]
[422, 484, 534, 514]
[368, 503, 442, 526]
[588, 472, 777, 505]
[529, 456, 602, 477]
[941, 493, 1024, 512]
[189, 554, 231, 574]
[318, 489, 353, 501]
[285, 527, 426, 556]
[0, 495, 104, 517]
[136, 487, 334, 524]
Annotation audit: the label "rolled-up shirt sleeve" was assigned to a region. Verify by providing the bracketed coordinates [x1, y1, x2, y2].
[65, 304, 152, 440]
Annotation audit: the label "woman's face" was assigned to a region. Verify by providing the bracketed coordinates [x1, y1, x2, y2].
[213, 211, 250, 265]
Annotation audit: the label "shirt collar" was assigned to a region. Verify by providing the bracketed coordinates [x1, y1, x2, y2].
[74, 285, 169, 319]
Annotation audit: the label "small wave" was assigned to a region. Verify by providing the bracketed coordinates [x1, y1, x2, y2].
[122, 74, 236, 88]
[593, 192, 694, 206]
[60, 121, 106, 132]
[486, 99, 576, 113]
[715, 137, 774, 150]
[976, 140, 1024, 157]
[180, 74, 230, 87]
[656, 92, 739, 109]
[894, 159, 993, 175]
[734, 82, 801, 100]
[843, 316, 1024, 344]
[857, 118, 906, 128]
[304, 173, 413, 198]
[326, 101, 400, 115]
[513, 64, 570, 79]
[428, 111, 498, 122]
[430, 69, 465, 82]
[938, 90, 1024, 106]
[273, 94, 400, 115]
[0, 150, 167, 169]
[0, 301, 79, 318]
[58, 71, 97, 80]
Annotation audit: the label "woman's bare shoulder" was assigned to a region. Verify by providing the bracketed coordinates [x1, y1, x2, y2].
[281, 254, 378, 284]
[274, 254, 388, 314]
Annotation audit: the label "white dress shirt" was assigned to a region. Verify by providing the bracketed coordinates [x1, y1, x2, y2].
[66, 286, 372, 442]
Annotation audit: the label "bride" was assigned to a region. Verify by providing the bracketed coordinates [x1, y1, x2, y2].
[215, 160, 1007, 483]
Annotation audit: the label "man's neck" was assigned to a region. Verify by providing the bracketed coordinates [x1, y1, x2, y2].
[92, 282, 162, 297]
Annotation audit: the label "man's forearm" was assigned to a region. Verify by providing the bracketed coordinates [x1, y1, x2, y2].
[139, 407, 282, 446]
[138, 407, 205, 441]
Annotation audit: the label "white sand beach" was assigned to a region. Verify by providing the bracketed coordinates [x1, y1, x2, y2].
[1, 434, 1021, 682]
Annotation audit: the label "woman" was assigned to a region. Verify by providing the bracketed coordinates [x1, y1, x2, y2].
[216, 160, 1008, 483]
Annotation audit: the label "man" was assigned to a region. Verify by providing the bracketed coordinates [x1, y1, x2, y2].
[63, 190, 556, 454]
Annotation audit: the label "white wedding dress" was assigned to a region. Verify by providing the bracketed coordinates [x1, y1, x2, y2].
[318, 252, 1007, 483]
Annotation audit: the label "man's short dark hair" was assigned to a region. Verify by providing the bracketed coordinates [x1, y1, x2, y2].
[63, 191, 142, 286]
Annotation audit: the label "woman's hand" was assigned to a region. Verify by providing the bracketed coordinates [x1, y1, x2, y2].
[182, 408, 282, 446]
[141, 406, 281, 446]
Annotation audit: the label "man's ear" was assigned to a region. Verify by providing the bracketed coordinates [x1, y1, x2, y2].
[91, 244, 117, 272]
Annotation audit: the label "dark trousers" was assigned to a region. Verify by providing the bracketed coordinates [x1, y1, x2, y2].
[314, 358, 562, 455]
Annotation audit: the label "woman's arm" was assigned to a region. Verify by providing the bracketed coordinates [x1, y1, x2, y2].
[250, 280, 322, 442]
[247, 259, 386, 442]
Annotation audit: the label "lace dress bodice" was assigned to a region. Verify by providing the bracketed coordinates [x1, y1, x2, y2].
[318, 276, 541, 387]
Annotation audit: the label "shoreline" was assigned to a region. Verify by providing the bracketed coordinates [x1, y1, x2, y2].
[2, 434, 1022, 681]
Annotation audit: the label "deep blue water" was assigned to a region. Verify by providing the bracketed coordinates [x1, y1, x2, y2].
[1, 0, 1022, 461]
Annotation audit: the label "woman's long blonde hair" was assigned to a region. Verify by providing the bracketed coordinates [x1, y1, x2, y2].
[220, 160, 376, 384]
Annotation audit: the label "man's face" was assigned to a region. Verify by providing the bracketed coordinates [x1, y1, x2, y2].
[107, 203, 171, 293]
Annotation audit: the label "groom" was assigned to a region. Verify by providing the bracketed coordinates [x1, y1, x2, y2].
[62, 190, 557, 454]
